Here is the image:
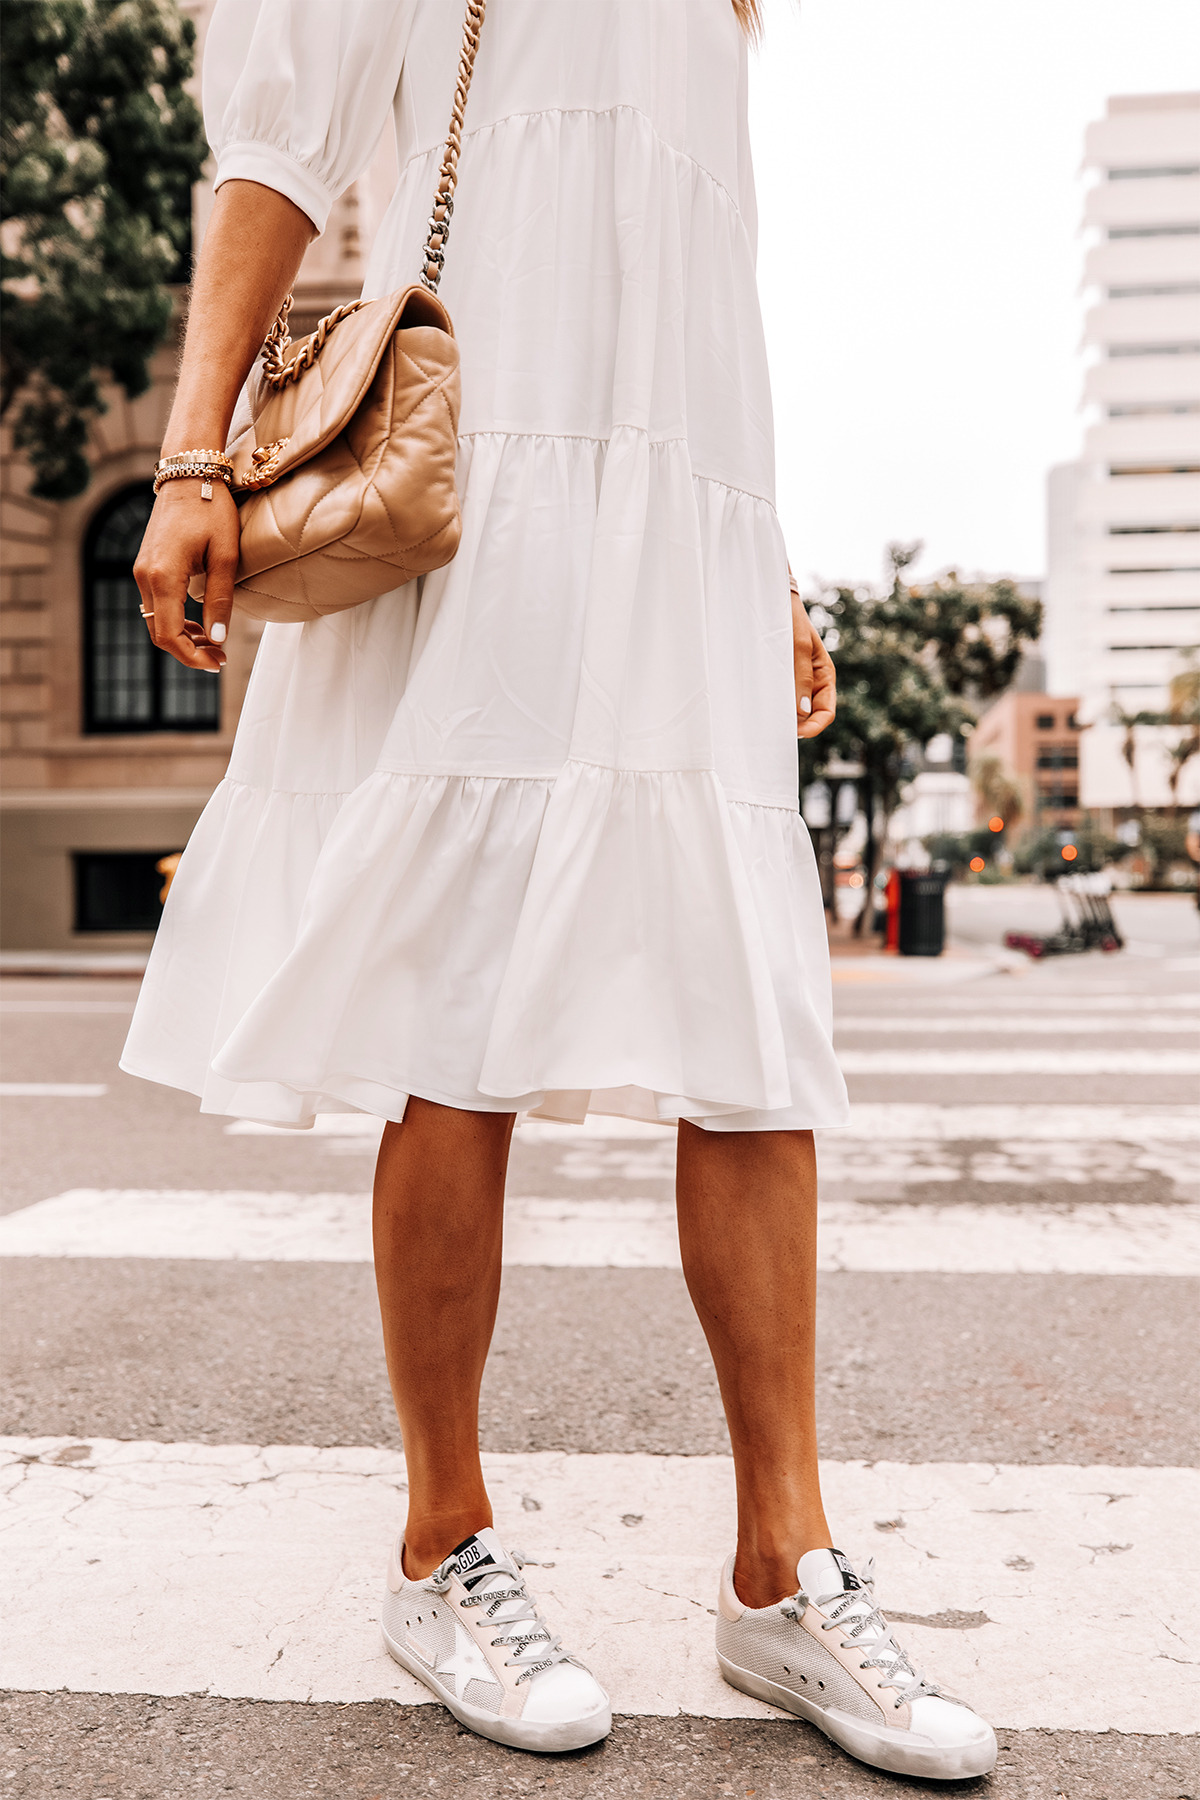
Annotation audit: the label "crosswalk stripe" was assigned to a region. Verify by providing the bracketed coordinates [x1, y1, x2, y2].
[226, 1103, 1200, 1143]
[3, 1189, 1197, 1273]
[1, 1437, 1191, 1734]
[0, 1083, 108, 1098]
[836, 1050, 1200, 1073]
[833, 1015, 1199, 1034]
[0, 1002, 137, 1015]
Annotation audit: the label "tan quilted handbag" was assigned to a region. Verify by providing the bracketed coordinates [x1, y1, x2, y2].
[227, 1, 487, 624]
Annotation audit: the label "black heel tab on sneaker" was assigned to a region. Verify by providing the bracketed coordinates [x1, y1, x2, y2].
[830, 1550, 862, 1591]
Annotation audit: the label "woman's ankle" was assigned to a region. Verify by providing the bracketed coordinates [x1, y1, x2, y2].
[402, 1504, 494, 1579]
[733, 1520, 833, 1609]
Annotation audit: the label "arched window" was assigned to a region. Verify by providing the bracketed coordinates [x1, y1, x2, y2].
[82, 482, 220, 734]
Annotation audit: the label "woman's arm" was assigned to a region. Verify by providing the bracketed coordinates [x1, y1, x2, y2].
[133, 180, 315, 670]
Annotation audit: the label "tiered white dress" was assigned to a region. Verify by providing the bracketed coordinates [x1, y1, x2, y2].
[121, 0, 850, 1133]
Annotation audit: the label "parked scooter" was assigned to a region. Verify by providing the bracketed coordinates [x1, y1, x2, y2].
[1005, 873, 1124, 960]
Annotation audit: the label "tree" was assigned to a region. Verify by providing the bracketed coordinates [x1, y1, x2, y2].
[1163, 657, 1200, 818]
[1, 0, 207, 498]
[969, 752, 1024, 831]
[1109, 700, 1157, 812]
[801, 543, 1042, 930]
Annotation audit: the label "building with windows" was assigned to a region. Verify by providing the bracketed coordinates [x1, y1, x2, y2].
[966, 689, 1083, 833]
[0, 0, 396, 951]
[1043, 91, 1200, 817]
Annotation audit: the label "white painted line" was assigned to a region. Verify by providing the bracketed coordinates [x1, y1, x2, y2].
[837, 1050, 1200, 1074]
[226, 1114, 386, 1139]
[2, 1190, 1196, 1274]
[225, 1113, 673, 1142]
[839, 1104, 1200, 1142]
[226, 1105, 1200, 1146]
[0, 1083, 108, 1098]
[0, 1438, 1193, 1733]
[545, 1121, 1199, 1196]
[834, 1015, 1199, 1034]
[0, 1001, 136, 1015]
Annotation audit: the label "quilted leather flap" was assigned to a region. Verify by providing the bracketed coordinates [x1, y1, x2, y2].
[227, 285, 456, 492]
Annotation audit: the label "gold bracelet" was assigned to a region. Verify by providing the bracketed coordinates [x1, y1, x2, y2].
[153, 465, 232, 500]
[152, 460, 232, 504]
[154, 449, 234, 501]
[157, 449, 231, 466]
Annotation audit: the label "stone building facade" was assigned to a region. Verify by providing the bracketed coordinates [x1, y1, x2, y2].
[0, 0, 396, 952]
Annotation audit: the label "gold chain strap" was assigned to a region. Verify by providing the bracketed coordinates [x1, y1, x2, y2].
[420, 0, 487, 292]
[257, 0, 487, 393]
[259, 294, 368, 391]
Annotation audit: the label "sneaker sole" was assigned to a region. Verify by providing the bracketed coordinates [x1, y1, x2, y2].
[717, 1651, 998, 1781]
[382, 1622, 612, 1754]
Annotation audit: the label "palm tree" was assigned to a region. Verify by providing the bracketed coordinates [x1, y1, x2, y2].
[968, 753, 1024, 830]
[1164, 656, 1200, 818]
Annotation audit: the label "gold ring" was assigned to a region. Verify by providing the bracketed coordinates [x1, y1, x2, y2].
[139, 609, 154, 618]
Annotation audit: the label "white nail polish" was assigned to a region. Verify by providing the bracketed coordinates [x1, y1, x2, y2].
[800, 695, 812, 714]
[209, 622, 227, 643]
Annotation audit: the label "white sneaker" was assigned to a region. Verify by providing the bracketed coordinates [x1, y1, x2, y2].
[716, 1547, 997, 1781]
[381, 1527, 612, 1753]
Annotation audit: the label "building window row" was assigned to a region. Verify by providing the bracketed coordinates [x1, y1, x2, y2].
[1038, 786, 1080, 810]
[1107, 565, 1200, 575]
[1036, 747, 1079, 770]
[1107, 284, 1200, 300]
[1107, 604, 1200, 613]
[1107, 402, 1200, 415]
[1108, 464, 1200, 477]
[1108, 342, 1200, 356]
[1107, 165, 1200, 180]
[1108, 524, 1200, 534]
[1107, 225, 1200, 239]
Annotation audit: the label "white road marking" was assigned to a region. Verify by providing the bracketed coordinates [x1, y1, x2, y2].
[555, 1134, 1200, 1200]
[227, 1102, 1200, 1146]
[837, 1049, 1200, 1074]
[0, 1438, 1192, 1733]
[0, 1001, 136, 1015]
[0, 1083, 108, 1098]
[839, 1104, 1200, 1142]
[2, 1189, 1196, 1274]
[834, 1015, 1199, 1034]
[227, 1114, 387, 1139]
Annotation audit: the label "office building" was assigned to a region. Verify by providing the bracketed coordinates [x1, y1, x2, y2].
[1043, 92, 1200, 816]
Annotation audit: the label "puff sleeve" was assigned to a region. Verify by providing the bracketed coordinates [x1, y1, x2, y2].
[202, 0, 418, 236]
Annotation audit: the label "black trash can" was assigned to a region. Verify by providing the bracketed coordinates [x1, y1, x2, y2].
[897, 870, 946, 957]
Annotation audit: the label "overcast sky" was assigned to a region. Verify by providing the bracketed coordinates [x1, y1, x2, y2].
[748, 0, 1198, 592]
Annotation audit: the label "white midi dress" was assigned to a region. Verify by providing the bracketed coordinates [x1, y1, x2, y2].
[121, 0, 850, 1133]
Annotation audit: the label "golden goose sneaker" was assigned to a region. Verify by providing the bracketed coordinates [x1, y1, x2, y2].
[382, 1528, 611, 1753]
[716, 1547, 997, 1780]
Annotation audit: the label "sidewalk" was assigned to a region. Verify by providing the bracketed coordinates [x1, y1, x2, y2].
[826, 914, 1023, 982]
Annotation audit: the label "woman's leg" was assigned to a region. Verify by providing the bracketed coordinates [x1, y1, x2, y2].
[675, 1121, 830, 1610]
[373, 1097, 516, 1578]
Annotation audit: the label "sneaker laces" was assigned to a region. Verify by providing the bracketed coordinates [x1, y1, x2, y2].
[780, 1557, 942, 1711]
[428, 1547, 570, 1685]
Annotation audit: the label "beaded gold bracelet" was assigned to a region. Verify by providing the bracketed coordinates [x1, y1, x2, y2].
[153, 450, 234, 501]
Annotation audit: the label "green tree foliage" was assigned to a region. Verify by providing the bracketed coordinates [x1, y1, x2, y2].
[1013, 820, 1121, 880]
[1, 0, 208, 498]
[801, 542, 1043, 923]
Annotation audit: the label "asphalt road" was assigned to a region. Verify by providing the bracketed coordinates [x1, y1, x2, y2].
[2, 888, 1198, 1798]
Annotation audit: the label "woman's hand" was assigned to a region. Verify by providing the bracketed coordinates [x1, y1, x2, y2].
[792, 580, 836, 738]
[134, 481, 241, 673]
